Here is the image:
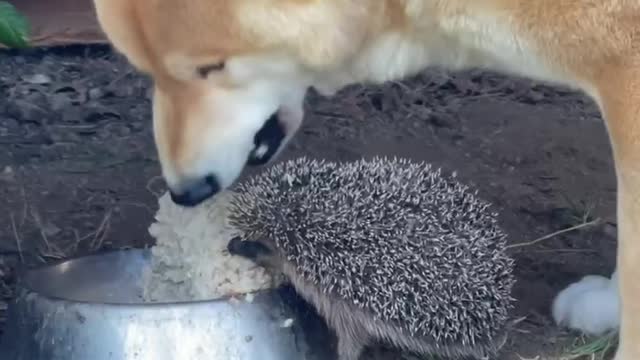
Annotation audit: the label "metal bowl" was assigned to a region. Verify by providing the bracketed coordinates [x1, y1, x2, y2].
[0, 249, 319, 360]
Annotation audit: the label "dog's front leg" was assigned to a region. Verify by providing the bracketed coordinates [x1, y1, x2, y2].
[599, 70, 640, 360]
[553, 67, 640, 358]
[614, 175, 640, 359]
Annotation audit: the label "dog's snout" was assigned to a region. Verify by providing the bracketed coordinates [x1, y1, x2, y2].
[248, 112, 286, 166]
[169, 174, 220, 207]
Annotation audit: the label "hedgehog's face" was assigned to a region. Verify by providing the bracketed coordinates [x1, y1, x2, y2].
[93, 0, 377, 207]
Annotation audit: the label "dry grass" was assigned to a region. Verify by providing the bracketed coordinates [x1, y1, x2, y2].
[506, 218, 601, 251]
[8, 203, 114, 264]
[8, 214, 24, 263]
[561, 333, 618, 360]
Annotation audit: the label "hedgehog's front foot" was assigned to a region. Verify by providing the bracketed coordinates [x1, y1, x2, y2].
[227, 237, 267, 258]
[227, 237, 279, 271]
[227, 236, 248, 257]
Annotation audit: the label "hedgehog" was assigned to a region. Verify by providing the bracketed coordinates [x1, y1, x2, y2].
[226, 156, 516, 360]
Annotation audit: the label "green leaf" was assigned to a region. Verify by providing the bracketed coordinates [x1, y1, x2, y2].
[0, 1, 30, 48]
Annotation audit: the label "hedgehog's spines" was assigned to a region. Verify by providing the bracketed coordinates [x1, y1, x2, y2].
[228, 157, 515, 351]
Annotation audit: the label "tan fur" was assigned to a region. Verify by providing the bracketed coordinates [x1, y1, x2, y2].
[93, 0, 640, 358]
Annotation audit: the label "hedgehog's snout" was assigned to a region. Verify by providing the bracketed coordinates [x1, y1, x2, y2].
[247, 112, 287, 166]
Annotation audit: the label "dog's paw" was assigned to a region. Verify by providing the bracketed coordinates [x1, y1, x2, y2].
[552, 272, 619, 336]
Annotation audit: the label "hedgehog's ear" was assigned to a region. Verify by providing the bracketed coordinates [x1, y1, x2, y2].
[234, 0, 375, 69]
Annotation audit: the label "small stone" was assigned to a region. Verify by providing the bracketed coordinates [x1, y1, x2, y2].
[88, 88, 105, 100]
[280, 318, 294, 328]
[22, 74, 52, 85]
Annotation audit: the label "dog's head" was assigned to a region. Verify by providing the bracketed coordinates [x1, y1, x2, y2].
[94, 0, 388, 206]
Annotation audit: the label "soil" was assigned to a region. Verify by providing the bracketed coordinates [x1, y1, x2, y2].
[0, 45, 618, 359]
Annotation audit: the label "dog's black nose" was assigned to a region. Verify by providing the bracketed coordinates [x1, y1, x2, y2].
[248, 112, 286, 166]
[169, 174, 220, 207]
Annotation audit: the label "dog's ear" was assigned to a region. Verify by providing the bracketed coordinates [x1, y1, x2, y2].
[93, 0, 154, 73]
[235, 0, 377, 69]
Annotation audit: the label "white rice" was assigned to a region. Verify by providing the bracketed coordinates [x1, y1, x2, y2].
[141, 190, 277, 303]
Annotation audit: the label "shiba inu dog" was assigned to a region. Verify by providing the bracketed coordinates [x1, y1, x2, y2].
[92, 1, 636, 358]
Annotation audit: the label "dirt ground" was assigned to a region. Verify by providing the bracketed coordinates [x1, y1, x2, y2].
[0, 45, 619, 359]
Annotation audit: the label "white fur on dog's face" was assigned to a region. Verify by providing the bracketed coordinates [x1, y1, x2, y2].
[152, 52, 310, 191]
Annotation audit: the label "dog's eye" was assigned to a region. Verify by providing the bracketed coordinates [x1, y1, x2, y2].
[196, 62, 225, 78]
